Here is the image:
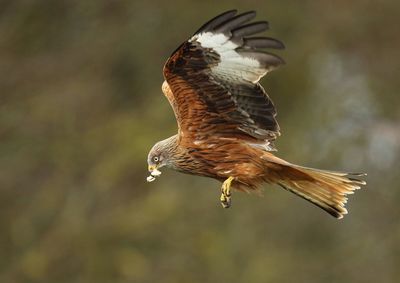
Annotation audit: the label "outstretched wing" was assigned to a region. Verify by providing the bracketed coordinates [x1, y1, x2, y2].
[163, 10, 285, 150]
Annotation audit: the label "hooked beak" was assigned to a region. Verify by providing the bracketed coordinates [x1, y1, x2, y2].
[147, 165, 162, 182]
[148, 165, 156, 172]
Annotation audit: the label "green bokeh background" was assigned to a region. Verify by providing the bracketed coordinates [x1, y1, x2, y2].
[1, 1, 399, 282]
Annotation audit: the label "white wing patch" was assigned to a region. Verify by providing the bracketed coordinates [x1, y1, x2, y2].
[191, 32, 268, 83]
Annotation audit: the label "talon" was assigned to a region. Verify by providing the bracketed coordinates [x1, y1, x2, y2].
[220, 194, 231, 208]
[220, 176, 234, 209]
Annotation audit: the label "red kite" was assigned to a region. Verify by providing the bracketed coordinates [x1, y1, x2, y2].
[147, 10, 365, 218]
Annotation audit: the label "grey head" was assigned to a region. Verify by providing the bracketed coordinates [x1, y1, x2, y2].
[147, 135, 178, 182]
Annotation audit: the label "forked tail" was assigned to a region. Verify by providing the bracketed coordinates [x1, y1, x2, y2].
[270, 162, 366, 218]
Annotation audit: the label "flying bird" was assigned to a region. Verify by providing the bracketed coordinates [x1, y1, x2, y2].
[147, 10, 366, 218]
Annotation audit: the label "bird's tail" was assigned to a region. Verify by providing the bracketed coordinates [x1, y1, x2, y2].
[265, 160, 366, 218]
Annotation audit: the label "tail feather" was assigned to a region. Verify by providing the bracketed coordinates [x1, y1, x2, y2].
[274, 165, 366, 219]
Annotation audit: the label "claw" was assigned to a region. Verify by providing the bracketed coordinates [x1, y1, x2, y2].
[220, 176, 234, 208]
[220, 194, 231, 208]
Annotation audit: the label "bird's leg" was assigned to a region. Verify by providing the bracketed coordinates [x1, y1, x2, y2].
[220, 176, 235, 208]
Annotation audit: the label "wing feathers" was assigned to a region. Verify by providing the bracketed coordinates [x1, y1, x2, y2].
[164, 10, 285, 147]
[194, 10, 238, 34]
[214, 11, 257, 33]
[236, 49, 285, 70]
[232, 21, 269, 38]
[193, 11, 285, 82]
[243, 37, 285, 49]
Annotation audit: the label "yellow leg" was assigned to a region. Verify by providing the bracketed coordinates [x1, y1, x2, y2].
[220, 176, 235, 208]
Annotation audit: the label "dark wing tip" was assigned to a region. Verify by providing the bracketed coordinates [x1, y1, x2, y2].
[214, 11, 257, 34]
[194, 10, 285, 53]
[244, 37, 285, 49]
[236, 49, 286, 68]
[193, 10, 238, 35]
[201, 10, 285, 72]
[232, 21, 269, 38]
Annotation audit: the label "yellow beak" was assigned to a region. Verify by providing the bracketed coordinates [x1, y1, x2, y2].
[148, 165, 157, 172]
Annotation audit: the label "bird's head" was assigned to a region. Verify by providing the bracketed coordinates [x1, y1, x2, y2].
[146, 135, 178, 182]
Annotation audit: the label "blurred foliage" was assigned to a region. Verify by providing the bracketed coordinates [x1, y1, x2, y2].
[1, 0, 399, 282]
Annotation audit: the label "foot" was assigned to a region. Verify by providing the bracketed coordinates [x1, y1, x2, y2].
[220, 176, 234, 208]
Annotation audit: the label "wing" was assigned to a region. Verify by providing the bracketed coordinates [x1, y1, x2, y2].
[162, 10, 285, 150]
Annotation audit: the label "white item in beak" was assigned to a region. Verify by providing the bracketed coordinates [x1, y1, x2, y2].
[147, 175, 156, 182]
[150, 169, 162, 177]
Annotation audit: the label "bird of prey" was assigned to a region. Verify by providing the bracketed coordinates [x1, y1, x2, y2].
[147, 10, 365, 218]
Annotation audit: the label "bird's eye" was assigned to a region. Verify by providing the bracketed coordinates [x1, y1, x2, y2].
[153, 156, 159, 163]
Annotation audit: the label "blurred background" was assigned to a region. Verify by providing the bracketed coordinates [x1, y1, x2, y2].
[1, 0, 399, 282]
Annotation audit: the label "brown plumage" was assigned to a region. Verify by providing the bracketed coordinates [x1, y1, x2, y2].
[147, 10, 366, 219]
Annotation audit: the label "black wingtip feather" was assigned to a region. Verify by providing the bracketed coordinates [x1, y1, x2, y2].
[232, 21, 269, 38]
[244, 37, 285, 49]
[236, 49, 286, 68]
[194, 10, 237, 35]
[200, 10, 285, 70]
[214, 11, 257, 33]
